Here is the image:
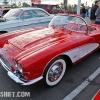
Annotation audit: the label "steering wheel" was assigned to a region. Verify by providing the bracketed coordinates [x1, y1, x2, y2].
[79, 25, 87, 31]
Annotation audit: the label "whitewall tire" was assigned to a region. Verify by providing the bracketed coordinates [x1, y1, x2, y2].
[43, 57, 66, 86]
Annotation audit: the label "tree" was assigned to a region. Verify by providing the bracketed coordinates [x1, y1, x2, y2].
[11, 3, 17, 8]
[22, 2, 31, 7]
[18, 2, 22, 8]
[81, 3, 84, 7]
[60, 2, 63, 5]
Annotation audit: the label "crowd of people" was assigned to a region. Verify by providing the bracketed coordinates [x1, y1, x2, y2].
[81, 1, 100, 24]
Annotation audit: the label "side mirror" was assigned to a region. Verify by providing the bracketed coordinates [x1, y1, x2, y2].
[0, 17, 6, 22]
[87, 26, 90, 34]
[87, 26, 97, 33]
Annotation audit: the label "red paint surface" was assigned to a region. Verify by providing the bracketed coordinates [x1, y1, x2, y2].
[0, 17, 100, 82]
[93, 90, 100, 100]
[31, 0, 41, 4]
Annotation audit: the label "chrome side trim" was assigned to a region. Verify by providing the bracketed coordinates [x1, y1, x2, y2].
[0, 59, 10, 71]
[22, 76, 43, 85]
[7, 71, 43, 85]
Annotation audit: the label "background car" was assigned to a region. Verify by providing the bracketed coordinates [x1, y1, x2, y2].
[34, 4, 64, 14]
[0, 8, 10, 18]
[0, 14, 99, 87]
[0, 7, 53, 34]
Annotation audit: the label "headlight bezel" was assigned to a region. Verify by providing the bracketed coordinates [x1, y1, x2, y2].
[17, 64, 23, 73]
[13, 59, 23, 73]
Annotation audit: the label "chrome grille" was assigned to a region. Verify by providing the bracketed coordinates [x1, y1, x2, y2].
[0, 56, 11, 71]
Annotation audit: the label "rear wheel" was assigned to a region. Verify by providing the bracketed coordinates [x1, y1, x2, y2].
[43, 57, 66, 86]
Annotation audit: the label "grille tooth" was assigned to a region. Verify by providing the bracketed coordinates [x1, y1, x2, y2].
[0, 56, 12, 71]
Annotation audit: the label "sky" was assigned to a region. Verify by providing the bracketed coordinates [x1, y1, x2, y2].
[0, 0, 94, 6]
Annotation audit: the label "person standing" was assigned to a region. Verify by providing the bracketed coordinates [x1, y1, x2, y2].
[81, 6, 86, 18]
[90, 1, 98, 23]
[95, 1, 100, 24]
[88, 7, 91, 18]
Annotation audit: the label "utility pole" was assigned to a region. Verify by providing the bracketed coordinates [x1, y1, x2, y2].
[64, 0, 67, 12]
[14, 0, 16, 5]
[11, 0, 12, 7]
[77, 0, 81, 14]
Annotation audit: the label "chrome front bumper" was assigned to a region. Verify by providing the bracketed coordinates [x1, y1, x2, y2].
[0, 56, 43, 85]
[7, 71, 43, 85]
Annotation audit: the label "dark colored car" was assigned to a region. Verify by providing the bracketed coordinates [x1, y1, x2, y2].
[34, 4, 64, 14]
[0, 8, 10, 18]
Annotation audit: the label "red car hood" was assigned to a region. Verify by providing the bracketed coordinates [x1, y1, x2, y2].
[8, 27, 63, 51]
[1, 26, 89, 66]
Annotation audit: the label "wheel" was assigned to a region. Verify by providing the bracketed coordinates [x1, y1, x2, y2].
[42, 57, 66, 87]
[98, 48, 100, 52]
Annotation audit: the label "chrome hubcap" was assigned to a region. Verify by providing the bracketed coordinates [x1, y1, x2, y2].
[48, 62, 63, 82]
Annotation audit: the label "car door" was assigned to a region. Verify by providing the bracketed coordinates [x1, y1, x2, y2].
[0, 19, 20, 32]
[18, 10, 40, 30]
[67, 16, 99, 58]
[31, 9, 53, 27]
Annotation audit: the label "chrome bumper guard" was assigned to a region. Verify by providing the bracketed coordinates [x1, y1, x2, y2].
[7, 71, 43, 85]
[0, 57, 11, 71]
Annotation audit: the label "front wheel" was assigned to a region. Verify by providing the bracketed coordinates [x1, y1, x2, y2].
[43, 57, 66, 87]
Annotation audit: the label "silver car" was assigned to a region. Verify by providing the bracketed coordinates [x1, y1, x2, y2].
[0, 7, 53, 34]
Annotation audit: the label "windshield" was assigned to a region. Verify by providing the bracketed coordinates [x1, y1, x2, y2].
[3, 9, 22, 20]
[49, 15, 70, 26]
[49, 15, 87, 32]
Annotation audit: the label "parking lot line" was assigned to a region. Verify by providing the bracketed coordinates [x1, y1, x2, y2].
[63, 67, 100, 100]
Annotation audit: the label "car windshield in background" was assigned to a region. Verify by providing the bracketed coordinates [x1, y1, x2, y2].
[49, 15, 87, 32]
[3, 9, 22, 20]
[49, 15, 69, 26]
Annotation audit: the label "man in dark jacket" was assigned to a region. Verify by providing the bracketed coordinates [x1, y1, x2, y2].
[90, 1, 98, 23]
[81, 6, 86, 18]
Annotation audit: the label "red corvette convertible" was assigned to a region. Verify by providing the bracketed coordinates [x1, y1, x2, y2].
[0, 14, 100, 86]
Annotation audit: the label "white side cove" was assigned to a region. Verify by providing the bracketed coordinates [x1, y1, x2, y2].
[64, 43, 99, 63]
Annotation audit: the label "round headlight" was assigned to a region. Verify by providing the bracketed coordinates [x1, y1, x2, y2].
[17, 64, 23, 73]
[13, 60, 17, 67]
[13, 60, 23, 73]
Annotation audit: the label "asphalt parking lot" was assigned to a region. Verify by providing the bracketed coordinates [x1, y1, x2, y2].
[0, 50, 100, 100]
